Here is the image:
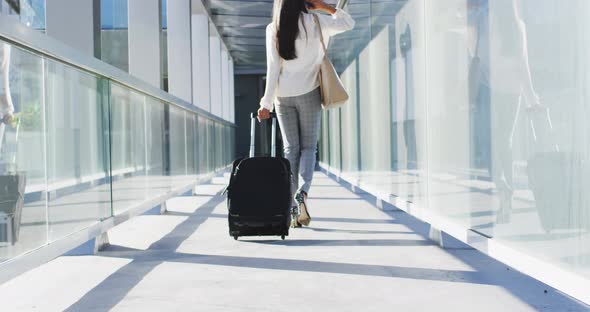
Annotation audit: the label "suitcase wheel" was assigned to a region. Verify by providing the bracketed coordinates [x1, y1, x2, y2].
[234, 235, 238, 241]
[281, 235, 285, 240]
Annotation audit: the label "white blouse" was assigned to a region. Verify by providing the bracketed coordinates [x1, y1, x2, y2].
[260, 8, 355, 110]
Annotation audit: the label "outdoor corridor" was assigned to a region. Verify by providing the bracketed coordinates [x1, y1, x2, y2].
[0, 173, 586, 312]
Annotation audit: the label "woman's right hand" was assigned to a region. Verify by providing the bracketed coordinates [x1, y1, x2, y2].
[257, 107, 271, 122]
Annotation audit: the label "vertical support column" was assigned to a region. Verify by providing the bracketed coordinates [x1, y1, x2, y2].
[221, 48, 229, 120]
[128, 0, 163, 88]
[46, 0, 101, 57]
[167, 0, 192, 102]
[191, 7, 210, 110]
[209, 29, 222, 117]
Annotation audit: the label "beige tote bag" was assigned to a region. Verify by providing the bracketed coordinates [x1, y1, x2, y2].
[313, 15, 349, 109]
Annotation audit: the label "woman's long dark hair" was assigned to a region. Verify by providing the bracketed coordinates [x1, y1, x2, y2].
[274, 0, 308, 60]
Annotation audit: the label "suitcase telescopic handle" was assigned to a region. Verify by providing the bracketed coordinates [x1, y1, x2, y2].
[250, 112, 278, 158]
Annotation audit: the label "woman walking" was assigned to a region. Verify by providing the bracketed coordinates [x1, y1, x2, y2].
[257, 0, 354, 227]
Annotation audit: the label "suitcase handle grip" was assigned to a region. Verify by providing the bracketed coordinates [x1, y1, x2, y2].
[250, 112, 278, 158]
[250, 112, 277, 118]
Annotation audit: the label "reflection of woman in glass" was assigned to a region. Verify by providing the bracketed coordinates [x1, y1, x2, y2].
[399, 24, 417, 169]
[0, 44, 15, 148]
[467, 0, 491, 173]
[486, 0, 540, 223]
[0, 0, 20, 173]
[0, 0, 18, 155]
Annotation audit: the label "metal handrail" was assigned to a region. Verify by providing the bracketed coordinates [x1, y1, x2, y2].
[0, 17, 235, 127]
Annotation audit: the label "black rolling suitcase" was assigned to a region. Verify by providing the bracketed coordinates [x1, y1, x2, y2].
[226, 112, 291, 240]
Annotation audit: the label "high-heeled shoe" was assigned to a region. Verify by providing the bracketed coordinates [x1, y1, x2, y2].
[295, 191, 311, 226]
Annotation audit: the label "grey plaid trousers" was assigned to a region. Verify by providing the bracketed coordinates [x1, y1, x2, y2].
[276, 87, 322, 200]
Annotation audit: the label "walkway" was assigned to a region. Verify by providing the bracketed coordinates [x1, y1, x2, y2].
[0, 173, 587, 311]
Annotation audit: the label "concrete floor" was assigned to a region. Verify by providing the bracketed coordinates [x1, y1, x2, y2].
[0, 173, 588, 312]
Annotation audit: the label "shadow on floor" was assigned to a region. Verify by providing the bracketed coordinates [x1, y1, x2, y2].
[63, 173, 589, 312]
[142, 250, 490, 285]
[309, 217, 400, 224]
[305, 227, 413, 235]
[64, 187, 226, 312]
[308, 196, 363, 200]
[244, 239, 434, 247]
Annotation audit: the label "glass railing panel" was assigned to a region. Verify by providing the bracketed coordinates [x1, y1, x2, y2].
[110, 82, 144, 213]
[202, 118, 208, 172]
[485, 0, 589, 279]
[224, 124, 228, 166]
[186, 114, 197, 176]
[169, 105, 196, 189]
[337, 0, 428, 208]
[227, 126, 233, 165]
[197, 115, 207, 175]
[422, 0, 479, 231]
[419, 0, 590, 281]
[231, 126, 236, 162]
[320, 110, 330, 165]
[144, 95, 166, 180]
[212, 121, 218, 170]
[44, 58, 111, 241]
[219, 123, 224, 169]
[110, 83, 136, 174]
[169, 105, 187, 177]
[328, 109, 341, 170]
[222, 124, 227, 166]
[339, 59, 359, 173]
[221, 123, 225, 167]
[0, 16, 236, 268]
[110, 83, 173, 214]
[0, 41, 47, 262]
[393, 0, 425, 209]
[216, 122, 223, 170]
[213, 122, 218, 170]
[204, 118, 210, 173]
[229, 126, 234, 164]
[207, 120, 215, 171]
[322, 0, 590, 290]
[227, 126, 231, 165]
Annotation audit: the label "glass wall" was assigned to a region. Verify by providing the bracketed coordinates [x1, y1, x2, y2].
[44, 59, 111, 240]
[161, 0, 168, 91]
[101, 0, 129, 71]
[0, 40, 46, 262]
[0, 36, 234, 263]
[322, 0, 590, 290]
[0, 0, 46, 31]
[19, 0, 45, 30]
